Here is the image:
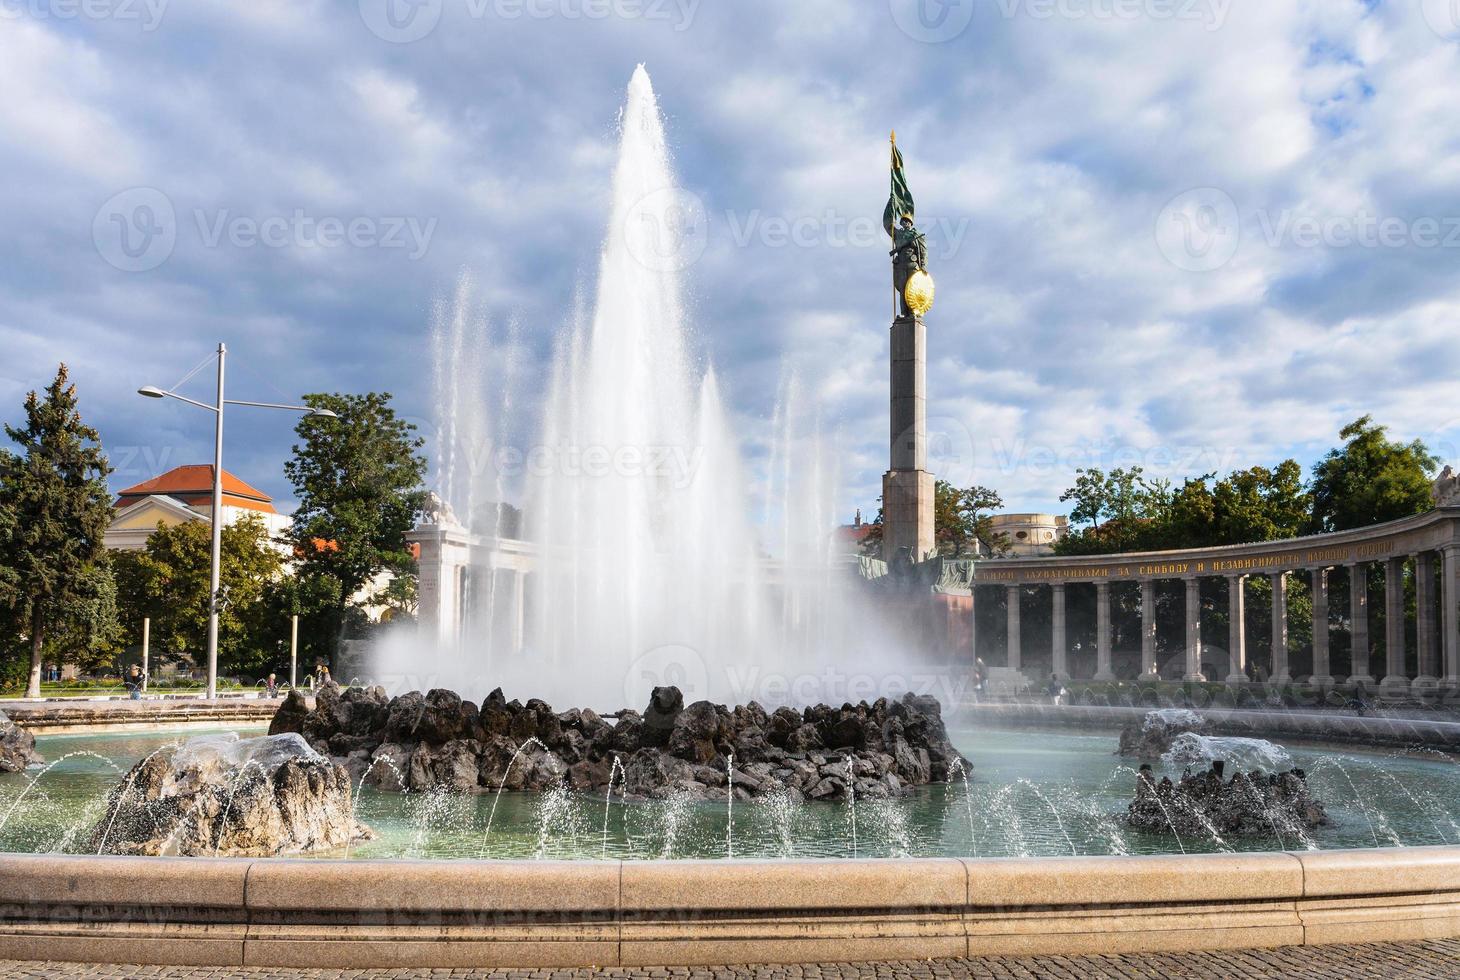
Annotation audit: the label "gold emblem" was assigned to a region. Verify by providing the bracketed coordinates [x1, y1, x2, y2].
[903, 269, 935, 316]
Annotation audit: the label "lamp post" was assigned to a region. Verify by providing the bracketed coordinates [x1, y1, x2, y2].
[139, 342, 336, 700]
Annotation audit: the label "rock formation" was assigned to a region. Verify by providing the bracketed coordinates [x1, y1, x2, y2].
[271, 683, 969, 802]
[1126, 763, 1328, 837]
[1117, 708, 1207, 758]
[89, 732, 371, 856]
[0, 711, 42, 774]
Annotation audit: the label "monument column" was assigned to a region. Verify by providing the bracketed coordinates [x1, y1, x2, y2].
[1382, 557, 1409, 695]
[1006, 585, 1022, 673]
[1051, 583, 1068, 681]
[1139, 579, 1158, 680]
[1310, 567, 1333, 687]
[1415, 553, 1439, 690]
[1226, 575, 1247, 684]
[1095, 581, 1115, 681]
[882, 313, 935, 561]
[1444, 546, 1460, 689]
[1348, 563, 1373, 685]
[1269, 572, 1290, 684]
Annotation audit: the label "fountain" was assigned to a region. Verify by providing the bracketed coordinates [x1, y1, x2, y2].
[380, 65, 905, 711]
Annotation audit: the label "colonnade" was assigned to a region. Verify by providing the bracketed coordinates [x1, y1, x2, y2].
[993, 544, 1460, 691]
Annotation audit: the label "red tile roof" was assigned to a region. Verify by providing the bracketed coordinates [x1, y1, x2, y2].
[115, 465, 278, 514]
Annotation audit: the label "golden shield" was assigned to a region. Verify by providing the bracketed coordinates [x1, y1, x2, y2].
[903, 269, 935, 316]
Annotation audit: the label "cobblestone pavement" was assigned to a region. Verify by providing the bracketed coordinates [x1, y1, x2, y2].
[1, 940, 1458, 979]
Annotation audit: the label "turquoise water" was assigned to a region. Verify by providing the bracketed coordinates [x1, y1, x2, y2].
[1, 724, 1456, 859]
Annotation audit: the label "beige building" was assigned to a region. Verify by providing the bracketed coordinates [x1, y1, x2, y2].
[988, 513, 1068, 557]
[104, 465, 291, 552]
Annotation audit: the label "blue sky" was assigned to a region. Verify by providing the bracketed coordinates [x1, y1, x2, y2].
[3, 0, 1460, 523]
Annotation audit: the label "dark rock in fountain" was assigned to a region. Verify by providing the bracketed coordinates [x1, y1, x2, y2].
[274, 684, 969, 802]
[1117, 708, 1208, 759]
[1125, 763, 1328, 837]
[0, 710, 42, 773]
[89, 732, 371, 856]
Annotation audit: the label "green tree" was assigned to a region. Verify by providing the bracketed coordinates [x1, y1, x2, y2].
[0, 365, 117, 697]
[115, 514, 286, 677]
[934, 482, 1009, 558]
[284, 392, 427, 663]
[1310, 416, 1437, 532]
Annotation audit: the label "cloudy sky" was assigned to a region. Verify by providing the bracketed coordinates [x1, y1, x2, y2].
[3, 0, 1460, 526]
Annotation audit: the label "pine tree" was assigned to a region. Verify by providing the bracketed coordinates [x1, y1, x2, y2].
[0, 365, 116, 697]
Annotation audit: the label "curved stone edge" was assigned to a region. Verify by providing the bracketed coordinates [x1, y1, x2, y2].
[0, 847, 1456, 968]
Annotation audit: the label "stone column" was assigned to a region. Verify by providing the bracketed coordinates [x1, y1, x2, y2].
[1270, 572, 1290, 684]
[1006, 584, 1022, 673]
[881, 314, 934, 561]
[1184, 578, 1205, 681]
[1415, 553, 1439, 690]
[1139, 579, 1158, 681]
[1051, 583, 1068, 681]
[1445, 546, 1460, 690]
[1226, 575, 1247, 684]
[1381, 556, 1409, 695]
[511, 569, 527, 656]
[1310, 567, 1333, 687]
[1095, 581, 1116, 681]
[1348, 563, 1373, 685]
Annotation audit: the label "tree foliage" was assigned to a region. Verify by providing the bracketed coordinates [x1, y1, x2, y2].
[284, 392, 427, 663]
[0, 365, 118, 696]
[1310, 415, 1437, 532]
[113, 514, 286, 677]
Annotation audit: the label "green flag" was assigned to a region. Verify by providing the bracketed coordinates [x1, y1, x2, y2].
[883, 136, 915, 239]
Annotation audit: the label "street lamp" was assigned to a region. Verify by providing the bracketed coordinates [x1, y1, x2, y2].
[138, 342, 337, 700]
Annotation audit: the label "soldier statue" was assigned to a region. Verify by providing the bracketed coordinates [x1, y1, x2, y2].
[890, 213, 929, 318]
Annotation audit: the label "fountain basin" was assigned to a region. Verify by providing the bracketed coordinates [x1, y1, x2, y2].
[0, 847, 1456, 967]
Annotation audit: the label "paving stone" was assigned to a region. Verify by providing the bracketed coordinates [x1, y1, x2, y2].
[1, 940, 1458, 979]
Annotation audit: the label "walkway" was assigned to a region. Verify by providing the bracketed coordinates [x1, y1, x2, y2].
[2, 940, 1457, 979]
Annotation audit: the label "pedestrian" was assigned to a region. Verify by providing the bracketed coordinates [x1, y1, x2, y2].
[265, 672, 279, 697]
[126, 663, 146, 700]
[1047, 672, 1066, 706]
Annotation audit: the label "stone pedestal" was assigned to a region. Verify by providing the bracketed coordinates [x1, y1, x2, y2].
[881, 469, 935, 562]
